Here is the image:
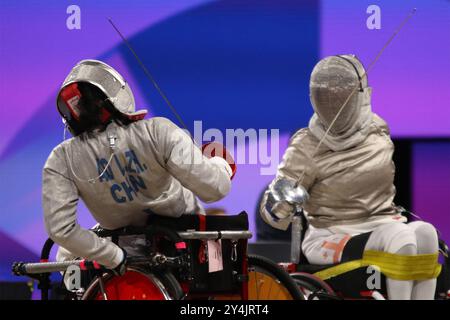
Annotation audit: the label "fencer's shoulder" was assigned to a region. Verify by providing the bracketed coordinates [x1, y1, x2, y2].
[371, 113, 391, 135]
[135, 118, 187, 148]
[146, 117, 177, 127]
[288, 128, 318, 153]
[43, 141, 69, 170]
[51, 139, 71, 156]
[138, 117, 179, 132]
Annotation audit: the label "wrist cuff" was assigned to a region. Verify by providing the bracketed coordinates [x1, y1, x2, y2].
[110, 247, 125, 269]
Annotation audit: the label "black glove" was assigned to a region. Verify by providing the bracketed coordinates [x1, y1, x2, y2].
[111, 248, 127, 276]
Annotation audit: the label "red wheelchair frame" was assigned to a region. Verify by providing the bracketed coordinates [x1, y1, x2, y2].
[13, 212, 303, 300]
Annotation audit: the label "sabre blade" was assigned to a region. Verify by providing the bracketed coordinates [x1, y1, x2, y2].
[107, 18, 194, 141]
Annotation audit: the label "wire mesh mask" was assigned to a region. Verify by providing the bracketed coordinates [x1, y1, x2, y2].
[309, 55, 369, 136]
[307, 55, 373, 151]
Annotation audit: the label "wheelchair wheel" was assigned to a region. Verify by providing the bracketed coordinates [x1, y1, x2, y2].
[290, 272, 338, 300]
[247, 255, 303, 300]
[82, 268, 184, 300]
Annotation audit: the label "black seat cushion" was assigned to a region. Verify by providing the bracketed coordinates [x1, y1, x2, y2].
[147, 211, 249, 231]
[296, 263, 337, 274]
[295, 231, 387, 298]
[296, 263, 387, 298]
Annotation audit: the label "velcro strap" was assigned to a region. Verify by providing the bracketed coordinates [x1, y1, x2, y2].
[198, 214, 207, 263]
[198, 214, 206, 231]
[363, 250, 441, 280]
[175, 241, 187, 250]
[314, 250, 442, 281]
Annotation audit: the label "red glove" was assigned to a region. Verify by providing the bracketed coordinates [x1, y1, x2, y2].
[202, 142, 236, 179]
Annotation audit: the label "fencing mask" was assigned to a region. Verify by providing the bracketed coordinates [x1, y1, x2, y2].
[308, 55, 373, 151]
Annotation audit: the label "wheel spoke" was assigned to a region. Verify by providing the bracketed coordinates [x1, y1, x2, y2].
[254, 271, 260, 299]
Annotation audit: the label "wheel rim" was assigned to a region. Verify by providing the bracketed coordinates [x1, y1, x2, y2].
[84, 269, 171, 300]
[247, 268, 293, 300]
[291, 272, 337, 300]
[291, 272, 335, 295]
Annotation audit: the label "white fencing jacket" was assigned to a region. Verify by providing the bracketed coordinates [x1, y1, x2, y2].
[43, 117, 232, 268]
[260, 114, 399, 231]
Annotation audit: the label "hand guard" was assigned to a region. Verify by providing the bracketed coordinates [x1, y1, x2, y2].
[271, 201, 296, 220]
[266, 178, 309, 221]
[202, 142, 236, 179]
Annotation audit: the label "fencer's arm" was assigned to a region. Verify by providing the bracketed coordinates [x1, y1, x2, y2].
[260, 131, 316, 230]
[151, 117, 231, 203]
[42, 149, 123, 268]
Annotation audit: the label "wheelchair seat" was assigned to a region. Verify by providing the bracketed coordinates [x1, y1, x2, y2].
[296, 263, 338, 274]
[291, 218, 388, 298]
[287, 210, 449, 299]
[296, 232, 371, 273]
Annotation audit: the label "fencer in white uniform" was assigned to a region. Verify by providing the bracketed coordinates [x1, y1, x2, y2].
[260, 55, 439, 300]
[43, 60, 234, 273]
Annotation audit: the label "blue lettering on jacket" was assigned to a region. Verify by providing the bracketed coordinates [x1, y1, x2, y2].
[129, 175, 146, 191]
[111, 184, 126, 203]
[96, 158, 114, 182]
[96, 149, 149, 203]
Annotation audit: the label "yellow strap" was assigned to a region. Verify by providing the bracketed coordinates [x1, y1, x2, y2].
[314, 250, 441, 281]
[363, 250, 441, 280]
[314, 260, 364, 281]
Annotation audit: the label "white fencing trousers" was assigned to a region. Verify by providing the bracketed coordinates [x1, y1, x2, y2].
[302, 221, 438, 300]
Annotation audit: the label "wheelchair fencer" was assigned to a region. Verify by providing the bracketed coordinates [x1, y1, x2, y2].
[12, 212, 303, 300]
[268, 179, 450, 300]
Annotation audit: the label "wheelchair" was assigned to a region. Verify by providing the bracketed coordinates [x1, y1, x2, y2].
[279, 209, 450, 300]
[13, 212, 303, 300]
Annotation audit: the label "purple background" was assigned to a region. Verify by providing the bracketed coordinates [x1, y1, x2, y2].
[0, 0, 449, 281]
[413, 142, 450, 243]
[321, 0, 450, 137]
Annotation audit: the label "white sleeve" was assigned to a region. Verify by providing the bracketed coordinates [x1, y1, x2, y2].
[42, 147, 123, 268]
[149, 117, 232, 203]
